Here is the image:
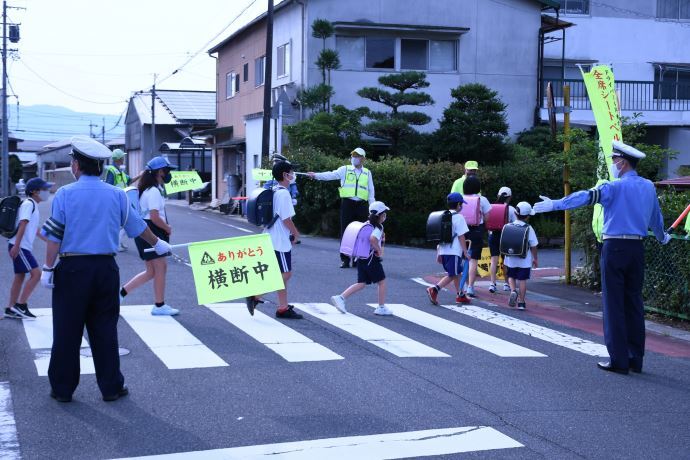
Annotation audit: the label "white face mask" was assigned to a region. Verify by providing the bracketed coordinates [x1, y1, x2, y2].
[351, 157, 361, 167]
[610, 160, 622, 179]
[39, 190, 50, 201]
[118, 164, 126, 171]
[289, 173, 296, 184]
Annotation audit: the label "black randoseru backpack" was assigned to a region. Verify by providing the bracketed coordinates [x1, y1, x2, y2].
[499, 223, 531, 258]
[246, 188, 279, 229]
[426, 210, 454, 244]
[0, 196, 23, 238]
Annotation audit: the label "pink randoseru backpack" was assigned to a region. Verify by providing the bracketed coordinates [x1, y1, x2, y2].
[340, 221, 374, 259]
[460, 196, 481, 226]
[486, 204, 508, 231]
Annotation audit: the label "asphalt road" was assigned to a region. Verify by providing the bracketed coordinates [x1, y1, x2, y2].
[0, 201, 688, 459]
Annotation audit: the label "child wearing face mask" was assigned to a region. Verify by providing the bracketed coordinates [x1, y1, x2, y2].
[120, 156, 179, 316]
[5, 177, 54, 320]
[330, 201, 393, 316]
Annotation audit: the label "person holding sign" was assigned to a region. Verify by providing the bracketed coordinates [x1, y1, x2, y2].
[246, 161, 303, 319]
[120, 156, 179, 316]
[307, 148, 375, 268]
[533, 141, 671, 375]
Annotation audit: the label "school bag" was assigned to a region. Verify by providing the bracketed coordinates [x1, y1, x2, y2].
[340, 221, 374, 259]
[426, 210, 454, 244]
[0, 196, 34, 238]
[486, 204, 509, 231]
[246, 187, 279, 228]
[499, 223, 532, 258]
[460, 196, 481, 226]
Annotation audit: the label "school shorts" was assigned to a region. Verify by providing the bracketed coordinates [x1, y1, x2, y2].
[357, 255, 385, 285]
[275, 250, 292, 273]
[8, 244, 38, 274]
[466, 225, 485, 260]
[441, 255, 463, 277]
[506, 266, 531, 281]
[488, 230, 503, 257]
[135, 220, 170, 261]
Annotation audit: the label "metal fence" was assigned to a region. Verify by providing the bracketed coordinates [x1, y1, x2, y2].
[542, 79, 690, 112]
[643, 235, 690, 320]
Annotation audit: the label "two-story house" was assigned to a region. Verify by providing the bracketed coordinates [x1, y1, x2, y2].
[208, 0, 562, 199]
[542, 0, 690, 177]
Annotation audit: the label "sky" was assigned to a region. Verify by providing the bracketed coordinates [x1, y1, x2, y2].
[6, 0, 273, 119]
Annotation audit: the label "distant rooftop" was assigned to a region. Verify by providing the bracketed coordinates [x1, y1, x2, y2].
[129, 90, 215, 125]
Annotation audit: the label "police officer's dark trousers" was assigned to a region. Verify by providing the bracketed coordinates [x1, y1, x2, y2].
[49, 255, 124, 398]
[340, 198, 368, 264]
[600, 239, 645, 369]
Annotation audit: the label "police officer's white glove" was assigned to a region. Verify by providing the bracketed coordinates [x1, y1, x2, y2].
[153, 238, 172, 255]
[662, 233, 672, 245]
[41, 266, 54, 289]
[533, 195, 554, 214]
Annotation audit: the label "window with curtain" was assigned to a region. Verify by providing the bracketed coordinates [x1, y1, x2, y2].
[255, 56, 265, 87]
[226, 72, 236, 98]
[430, 40, 457, 71]
[366, 37, 395, 69]
[336, 36, 365, 69]
[658, 0, 690, 19]
[277, 43, 290, 78]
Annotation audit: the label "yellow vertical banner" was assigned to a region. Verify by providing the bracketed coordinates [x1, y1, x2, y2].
[188, 234, 284, 305]
[164, 171, 204, 194]
[581, 65, 623, 178]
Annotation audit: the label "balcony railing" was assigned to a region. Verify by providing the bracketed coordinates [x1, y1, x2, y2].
[541, 79, 690, 112]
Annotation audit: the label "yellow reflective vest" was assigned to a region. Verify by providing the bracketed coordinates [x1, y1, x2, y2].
[104, 165, 129, 189]
[338, 166, 370, 200]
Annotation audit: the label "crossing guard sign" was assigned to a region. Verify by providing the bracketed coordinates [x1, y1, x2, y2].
[188, 234, 284, 305]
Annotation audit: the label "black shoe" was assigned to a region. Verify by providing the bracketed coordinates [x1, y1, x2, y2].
[4, 307, 22, 319]
[245, 297, 258, 316]
[103, 385, 129, 402]
[275, 305, 303, 319]
[517, 302, 526, 311]
[597, 361, 629, 375]
[50, 391, 72, 403]
[629, 359, 643, 373]
[339, 261, 350, 269]
[11, 304, 36, 319]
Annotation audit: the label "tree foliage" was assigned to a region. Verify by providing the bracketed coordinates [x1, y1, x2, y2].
[311, 18, 334, 48]
[285, 105, 367, 153]
[296, 83, 334, 112]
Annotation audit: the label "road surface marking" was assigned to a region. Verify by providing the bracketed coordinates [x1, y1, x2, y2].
[293, 303, 450, 358]
[205, 303, 343, 362]
[199, 215, 253, 233]
[442, 304, 609, 357]
[21, 308, 95, 376]
[0, 382, 20, 460]
[120, 305, 228, 370]
[114, 426, 522, 459]
[373, 304, 546, 358]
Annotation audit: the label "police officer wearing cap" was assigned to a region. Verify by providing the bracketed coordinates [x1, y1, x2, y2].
[40, 136, 172, 402]
[307, 147, 375, 268]
[534, 140, 670, 375]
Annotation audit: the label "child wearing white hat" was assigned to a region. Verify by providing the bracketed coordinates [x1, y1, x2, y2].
[504, 202, 539, 310]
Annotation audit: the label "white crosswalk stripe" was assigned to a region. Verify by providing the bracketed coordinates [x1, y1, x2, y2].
[119, 305, 228, 370]
[113, 425, 523, 459]
[0, 382, 20, 460]
[205, 303, 343, 362]
[441, 304, 609, 357]
[293, 303, 450, 358]
[373, 304, 546, 358]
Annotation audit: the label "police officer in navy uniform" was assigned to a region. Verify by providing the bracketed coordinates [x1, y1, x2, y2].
[534, 141, 670, 375]
[40, 136, 172, 402]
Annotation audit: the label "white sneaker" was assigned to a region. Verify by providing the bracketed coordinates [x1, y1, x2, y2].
[373, 305, 393, 316]
[151, 304, 179, 316]
[330, 295, 347, 313]
[503, 283, 511, 292]
[118, 245, 128, 252]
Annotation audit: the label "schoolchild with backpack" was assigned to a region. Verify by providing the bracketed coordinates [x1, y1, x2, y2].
[460, 175, 492, 297]
[502, 202, 539, 310]
[4, 177, 54, 319]
[426, 193, 471, 306]
[331, 201, 391, 316]
[487, 187, 517, 294]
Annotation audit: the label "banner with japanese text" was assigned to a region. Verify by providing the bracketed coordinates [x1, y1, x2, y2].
[188, 234, 284, 305]
[252, 168, 274, 182]
[164, 171, 204, 194]
[581, 65, 623, 179]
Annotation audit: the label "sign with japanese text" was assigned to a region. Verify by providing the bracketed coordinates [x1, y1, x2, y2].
[164, 171, 204, 194]
[188, 234, 284, 305]
[477, 247, 503, 279]
[252, 168, 274, 182]
[581, 65, 623, 180]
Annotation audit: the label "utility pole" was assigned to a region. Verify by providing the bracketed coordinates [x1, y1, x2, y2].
[261, 0, 274, 161]
[1, 0, 8, 196]
[101, 117, 105, 144]
[563, 85, 572, 285]
[151, 74, 156, 156]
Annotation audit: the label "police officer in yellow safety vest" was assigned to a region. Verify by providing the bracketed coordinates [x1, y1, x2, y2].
[450, 160, 479, 194]
[307, 147, 375, 268]
[104, 149, 131, 251]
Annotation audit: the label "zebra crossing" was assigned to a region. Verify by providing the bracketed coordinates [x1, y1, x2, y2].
[18, 301, 608, 376]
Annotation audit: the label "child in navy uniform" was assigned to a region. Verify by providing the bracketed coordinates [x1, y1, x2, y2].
[504, 202, 539, 310]
[426, 193, 471, 305]
[331, 201, 391, 315]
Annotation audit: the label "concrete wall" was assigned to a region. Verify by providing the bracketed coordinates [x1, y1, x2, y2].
[244, 117, 276, 197]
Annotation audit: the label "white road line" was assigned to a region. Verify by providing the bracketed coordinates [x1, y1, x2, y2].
[442, 304, 609, 357]
[205, 303, 343, 362]
[114, 426, 523, 459]
[373, 304, 546, 358]
[22, 308, 95, 376]
[0, 382, 20, 460]
[199, 215, 253, 233]
[411, 277, 449, 291]
[293, 303, 450, 358]
[119, 305, 228, 370]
